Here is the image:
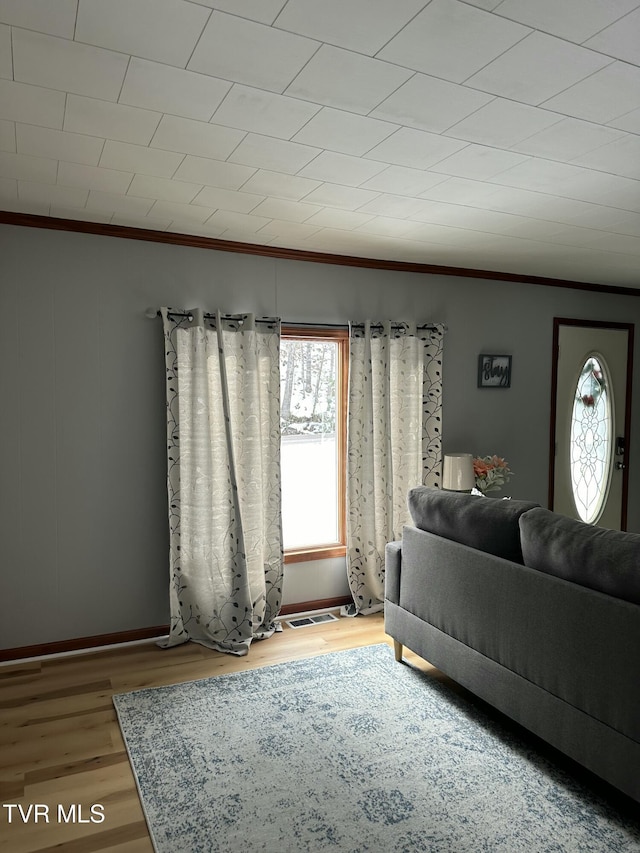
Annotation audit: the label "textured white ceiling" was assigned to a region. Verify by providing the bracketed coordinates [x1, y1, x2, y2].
[1, 0, 640, 287]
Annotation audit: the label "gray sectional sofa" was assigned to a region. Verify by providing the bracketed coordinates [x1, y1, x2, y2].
[384, 486, 640, 803]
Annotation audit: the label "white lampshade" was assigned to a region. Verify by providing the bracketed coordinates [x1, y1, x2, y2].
[442, 453, 474, 492]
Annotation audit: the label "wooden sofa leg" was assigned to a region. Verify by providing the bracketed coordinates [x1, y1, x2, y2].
[393, 640, 403, 662]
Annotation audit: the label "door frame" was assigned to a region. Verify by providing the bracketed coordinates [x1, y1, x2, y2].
[548, 317, 634, 529]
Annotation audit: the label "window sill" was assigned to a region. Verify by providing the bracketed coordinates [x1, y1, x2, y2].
[284, 545, 346, 564]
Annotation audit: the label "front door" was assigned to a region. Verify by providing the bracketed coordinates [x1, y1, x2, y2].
[550, 319, 633, 530]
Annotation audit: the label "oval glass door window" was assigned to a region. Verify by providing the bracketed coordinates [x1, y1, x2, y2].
[570, 355, 612, 523]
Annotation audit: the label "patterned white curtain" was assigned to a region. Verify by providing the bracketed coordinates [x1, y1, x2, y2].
[347, 321, 445, 614]
[160, 308, 283, 655]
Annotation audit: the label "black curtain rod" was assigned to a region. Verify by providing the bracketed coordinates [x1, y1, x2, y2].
[298, 321, 443, 331]
[151, 310, 441, 332]
[157, 309, 276, 324]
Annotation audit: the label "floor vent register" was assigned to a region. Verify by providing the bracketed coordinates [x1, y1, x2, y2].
[285, 612, 339, 629]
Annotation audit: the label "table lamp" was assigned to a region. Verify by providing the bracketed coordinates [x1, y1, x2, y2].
[442, 453, 474, 492]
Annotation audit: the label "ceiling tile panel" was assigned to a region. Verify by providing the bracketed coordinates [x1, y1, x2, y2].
[0, 0, 78, 38]
[250, 197, 322, 222]
[258, 218, 322, 240]
[285, 45, 413, 114]
[547, 224, 631, 251]
[75, 0, 211, 67]
[304, 207, 374, 230]
[149, 199, 215, 223]
[355, 216, 416, 237]
[273, 0, 428, 55]
[492, 158, 640, 211]
[417, 178, 608, 227]
[206, 209, 271, 233]
[218, 226, 275, 244]
[359, 165, 449, 195]
[543, 61, 640, 123]
[18, 181, 89, 208]
[50, 206, 112, 223]
[378, 0, 530, 83]
[497, 217, 573, 241]
[99, 141, 184, 178]
[150, 114, 245, 159]
[240, 169, 321, 201]
[0, 23, 11, 79]
[292, 108, 398, 156]
[593, 231, 640, 255]
[191, 186, 265, 213]
[489, 158, 598, 193]
[609, 107, 640, 133]
[0, 117, 14, 151]
[167, 220, 225, 238]
[13, 29, 128, 101]
[0, 79, 64, 128]
[444, 98, 562, 146]
[567, 206, 640, 235]
[191, 0, 287, 26]
[127, 174, 201, 203]
[511, 118, 626, 160]
[119, 58, 231, 121]
[58, 161, 133, 194]
[358, 193, 428, 218]
[364, 127, 467, 170]
[371, 73, 494, 134]
[85, 190, 154, 216]
[410, 200, 518, 233]
[429, 144, 529, 179]
[0, 150, 56, 182]
[16, 124, 104, 166]
[0, 196, 48, 214]
[0, 178, 18, 200]
[494, 0, 640, 42]
[228, 133, 321, 174]
[64, 95, 161, 145]
[418, 176, 519, 205]
[401, 220, 481, 246]
[110, 214, 172, 231]
[463, 0, 503, 9]
[585, 7, 640, 64]
[173, 155, 256, 189]
[300, 183, 380, 209]
[572, 134, 640, 179]
[301, 227, 384, 254]
[188, 11, 318, 93]
[211, 85, 320, 139]
[487, 186, 636, 227]
[298, 151, 387, 186]
[467, 32, 613, 104]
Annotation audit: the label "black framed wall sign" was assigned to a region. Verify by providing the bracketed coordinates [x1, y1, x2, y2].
[478, 354, 512, 388]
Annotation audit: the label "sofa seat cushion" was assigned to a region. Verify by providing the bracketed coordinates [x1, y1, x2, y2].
[407, 486, 539, 564]
[520, 507, 640, 605]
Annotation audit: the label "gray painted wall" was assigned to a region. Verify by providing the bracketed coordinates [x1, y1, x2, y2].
[2, 223, 639, 650]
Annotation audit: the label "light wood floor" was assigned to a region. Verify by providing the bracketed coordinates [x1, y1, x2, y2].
[0, 613, 432, 853]
[3, 615, 636, 853]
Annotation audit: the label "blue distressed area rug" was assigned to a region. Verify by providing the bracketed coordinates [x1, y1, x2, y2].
[113, 644, 640, 852]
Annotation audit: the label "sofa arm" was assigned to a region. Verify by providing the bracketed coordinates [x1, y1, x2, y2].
[385, 540, 402, 605]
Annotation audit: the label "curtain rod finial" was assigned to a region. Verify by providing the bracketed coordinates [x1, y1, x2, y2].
[145, 307, 158, 319]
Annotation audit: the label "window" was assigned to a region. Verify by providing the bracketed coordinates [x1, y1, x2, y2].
[280, 328, 348, 563]
[570, 354, 613, 524]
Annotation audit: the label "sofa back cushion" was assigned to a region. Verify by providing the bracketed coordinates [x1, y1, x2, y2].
[519, 507, 640, 605]
[407, 486, 539, 564]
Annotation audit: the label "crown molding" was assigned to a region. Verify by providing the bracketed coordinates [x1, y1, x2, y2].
[1, 210, 638, 297]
